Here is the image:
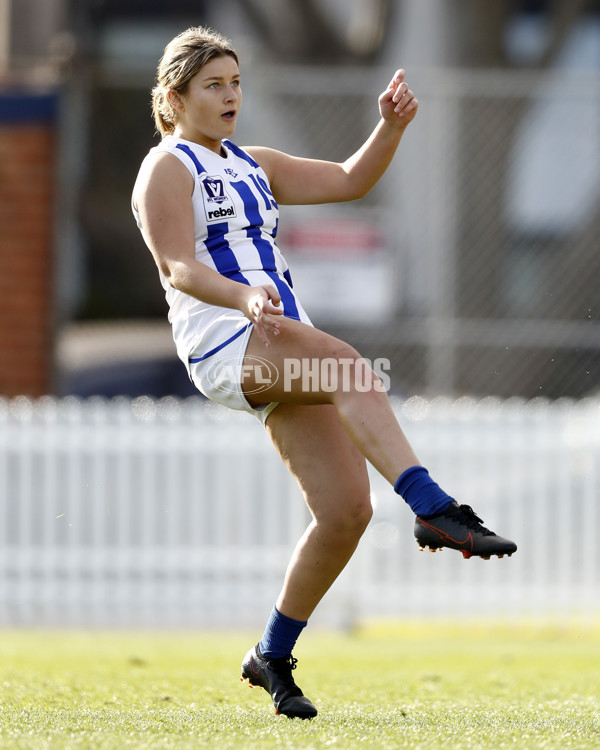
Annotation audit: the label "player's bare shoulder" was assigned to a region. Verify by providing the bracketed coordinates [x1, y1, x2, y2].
[133, 150, 194, 209]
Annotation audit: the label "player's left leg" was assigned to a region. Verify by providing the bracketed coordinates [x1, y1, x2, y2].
[242, 319, 517, 561]
[241, 402, 372, 718]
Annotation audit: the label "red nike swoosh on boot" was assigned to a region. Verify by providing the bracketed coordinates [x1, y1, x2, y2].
[249, 655, 261, 676]
[419, 519, 474, 550]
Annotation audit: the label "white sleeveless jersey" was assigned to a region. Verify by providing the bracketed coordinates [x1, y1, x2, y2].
[132, 135, 310, 368]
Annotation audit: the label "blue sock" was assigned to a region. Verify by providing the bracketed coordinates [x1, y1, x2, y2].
[394, 465, 454, 517]
[259, 605, 307, 658]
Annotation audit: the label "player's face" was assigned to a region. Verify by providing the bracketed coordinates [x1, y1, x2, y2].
[172, 55, 242, 151]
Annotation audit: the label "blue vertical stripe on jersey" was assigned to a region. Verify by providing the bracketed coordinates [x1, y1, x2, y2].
[205, 222, 250, 284]
[249, 173, 272, 212]
[175, 143, 206, 174]
[230, 180, 264, 225]
[246, 227, 278, 272]
[254, 172, 278, 209]
[265, 270, 300, 320]
[230, 181, 278, 273]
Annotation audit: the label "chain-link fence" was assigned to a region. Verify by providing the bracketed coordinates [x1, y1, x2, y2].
[71, 64, 600, 400]
[241, 65, 597, 400]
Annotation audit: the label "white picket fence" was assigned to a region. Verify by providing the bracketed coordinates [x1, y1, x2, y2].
[0, 394, 598, 628]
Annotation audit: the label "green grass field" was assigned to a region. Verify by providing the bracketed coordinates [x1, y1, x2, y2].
[0, 620, 598, 749]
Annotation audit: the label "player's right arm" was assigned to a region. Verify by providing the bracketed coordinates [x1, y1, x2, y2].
[133, 152, 282, 346]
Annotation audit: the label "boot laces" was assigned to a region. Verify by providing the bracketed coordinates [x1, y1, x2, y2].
[268, 655, 302, 695]
[455, 504, 495, 536]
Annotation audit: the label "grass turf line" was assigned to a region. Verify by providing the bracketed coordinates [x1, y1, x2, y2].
[0, 621, 598, 749]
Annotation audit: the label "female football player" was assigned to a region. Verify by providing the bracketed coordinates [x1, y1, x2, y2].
[133, 26, 516, 719]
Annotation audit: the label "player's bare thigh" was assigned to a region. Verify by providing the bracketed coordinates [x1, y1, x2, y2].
[242, 318, 379, 407]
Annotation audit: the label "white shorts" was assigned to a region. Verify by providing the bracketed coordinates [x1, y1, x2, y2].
[187, 318, 278, 424]
[184, 274, 312, 423]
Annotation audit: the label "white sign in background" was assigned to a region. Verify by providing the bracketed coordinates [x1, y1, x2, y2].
[279, 217, 399, 323]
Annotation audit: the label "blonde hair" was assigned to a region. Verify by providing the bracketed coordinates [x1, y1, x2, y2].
[151, 26, 239, 137]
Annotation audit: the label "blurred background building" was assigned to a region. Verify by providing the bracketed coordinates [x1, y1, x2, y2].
[1, 0, 599, 400]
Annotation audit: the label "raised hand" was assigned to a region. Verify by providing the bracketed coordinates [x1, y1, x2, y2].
[378, 69, 418, 130]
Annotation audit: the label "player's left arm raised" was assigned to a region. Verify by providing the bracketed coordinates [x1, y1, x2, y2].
[247, 69, 418, 206]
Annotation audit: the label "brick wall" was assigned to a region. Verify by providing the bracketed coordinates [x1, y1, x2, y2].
[0, 93, 57, 396]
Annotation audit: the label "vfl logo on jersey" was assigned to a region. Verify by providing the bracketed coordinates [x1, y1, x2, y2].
[202, 175, 237, 222]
